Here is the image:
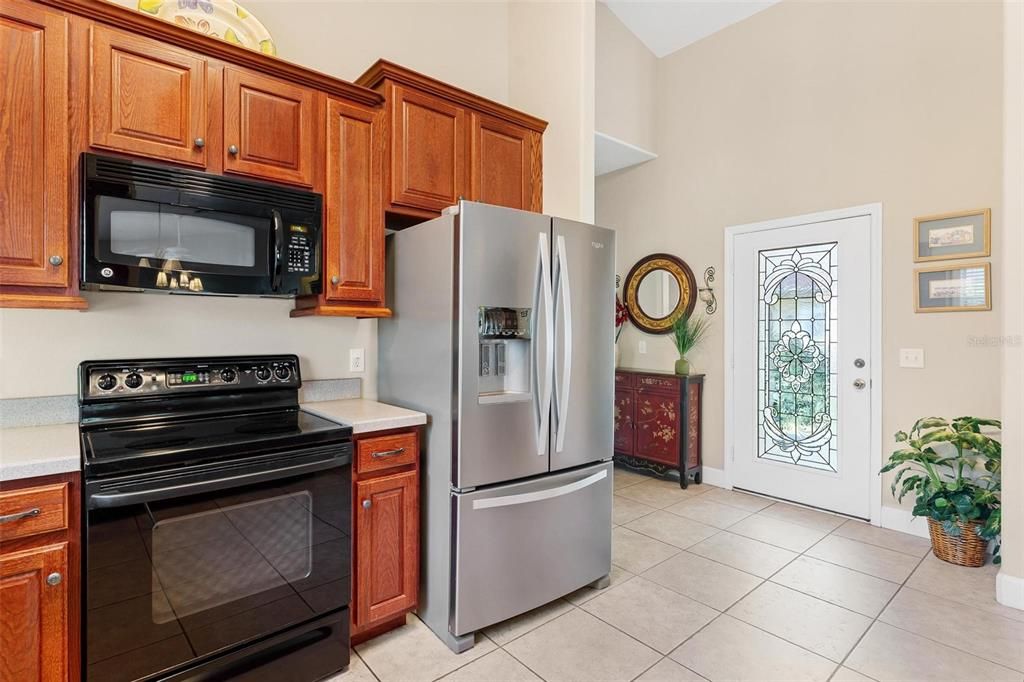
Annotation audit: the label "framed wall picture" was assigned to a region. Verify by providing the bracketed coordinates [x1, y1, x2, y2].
[913, 208, 991, 262]
[914, 262, 991, 313]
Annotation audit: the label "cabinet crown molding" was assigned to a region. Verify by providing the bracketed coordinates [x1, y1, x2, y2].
[356, 59, 548, 133]
[35, 0, 383, 106]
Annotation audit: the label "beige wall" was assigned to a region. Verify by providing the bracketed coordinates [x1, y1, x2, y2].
[597, 0, 1003, 514]
[1, 1, 597, 400]
[509, 0, 595, 222]
[999, 0, 1024, 602]
[596, 1, 656, 152]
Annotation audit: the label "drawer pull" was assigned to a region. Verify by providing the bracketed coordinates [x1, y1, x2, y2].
[0, 508, 41, 524]
[371, 447, 406, 459]
[46, 572, 62, 587]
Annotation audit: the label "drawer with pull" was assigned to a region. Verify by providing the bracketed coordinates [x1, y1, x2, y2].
[0, 482, 69, 543]
[356, 431, 419, 475]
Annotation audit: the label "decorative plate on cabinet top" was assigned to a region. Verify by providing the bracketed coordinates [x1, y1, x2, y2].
[137, 0, 277, 56]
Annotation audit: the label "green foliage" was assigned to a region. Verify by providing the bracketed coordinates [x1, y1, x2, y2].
[881, 416, 1002, 563]
[671, 313, 711, 359]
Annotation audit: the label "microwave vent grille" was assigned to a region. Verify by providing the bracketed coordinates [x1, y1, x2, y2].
[88, 154, 320, 214]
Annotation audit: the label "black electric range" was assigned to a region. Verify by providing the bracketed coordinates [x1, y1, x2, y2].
[79, 355, 352, 682]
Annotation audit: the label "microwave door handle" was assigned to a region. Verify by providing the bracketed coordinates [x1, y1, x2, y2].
[271, 209, 284, 291]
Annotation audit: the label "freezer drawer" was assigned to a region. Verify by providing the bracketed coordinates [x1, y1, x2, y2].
[451, 461, 612, 636]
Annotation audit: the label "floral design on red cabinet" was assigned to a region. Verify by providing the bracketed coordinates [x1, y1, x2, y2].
[635, 394, 679, 464]
[614, 390, 634, 455]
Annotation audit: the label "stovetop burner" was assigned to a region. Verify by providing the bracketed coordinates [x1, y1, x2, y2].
[79, 355, 351, 478]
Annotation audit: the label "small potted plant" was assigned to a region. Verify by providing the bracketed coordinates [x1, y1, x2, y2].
[881, 416, 1001, 566]
[670, 313, 710, 375]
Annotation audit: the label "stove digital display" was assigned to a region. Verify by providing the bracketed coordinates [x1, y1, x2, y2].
[182, 372, 199, 384]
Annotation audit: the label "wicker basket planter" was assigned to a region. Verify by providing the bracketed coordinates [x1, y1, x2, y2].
[926, 517, 988, 567]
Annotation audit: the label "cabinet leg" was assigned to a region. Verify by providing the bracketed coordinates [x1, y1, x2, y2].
[589, 574, 611, 590]
[694, 470, 702, 485]
[679, 471, 688, 489]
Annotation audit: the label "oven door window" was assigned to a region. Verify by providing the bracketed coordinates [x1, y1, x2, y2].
[85, 467, 350, 682]
[96, 196, 271, 276]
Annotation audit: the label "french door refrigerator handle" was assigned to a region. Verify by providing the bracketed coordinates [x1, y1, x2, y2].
[554, 235, 572, 453]
[532, 233, 554, 456]
[471, 468, 606, 510]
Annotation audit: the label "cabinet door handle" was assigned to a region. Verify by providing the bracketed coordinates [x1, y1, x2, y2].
[331, 276, 340, 285]
[362, 499, 371, 510]
[46, 572, 62, 587]
[371, 447, 405, 459]
[228, 144, 239, 155]
[0, 508, 40, 524]
[194, 137, 205, 148]
[48, 255, 63, 266]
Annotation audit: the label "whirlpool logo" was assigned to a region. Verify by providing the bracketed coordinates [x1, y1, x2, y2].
[592, 242, 605, 249]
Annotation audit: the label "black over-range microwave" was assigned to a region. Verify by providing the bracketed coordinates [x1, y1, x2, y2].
[81, 153, 323, 297]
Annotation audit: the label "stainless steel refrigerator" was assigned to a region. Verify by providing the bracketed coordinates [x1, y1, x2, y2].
[378, 201, 615, 653]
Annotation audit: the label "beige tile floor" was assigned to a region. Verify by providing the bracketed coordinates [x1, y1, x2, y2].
[330, 467, 1024, 682]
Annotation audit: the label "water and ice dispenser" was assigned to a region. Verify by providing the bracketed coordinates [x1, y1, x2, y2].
[478, 306, 531, 403]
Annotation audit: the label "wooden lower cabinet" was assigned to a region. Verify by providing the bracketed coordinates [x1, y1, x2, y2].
[613, 369, 704, 488]
[351, 429, 419, 643]
[0, 472, 79, 682]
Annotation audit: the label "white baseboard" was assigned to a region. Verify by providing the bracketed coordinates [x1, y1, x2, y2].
[997, 571, 1024, 610]
[878, 505, 930, 539]
[699, 466, 729, 489]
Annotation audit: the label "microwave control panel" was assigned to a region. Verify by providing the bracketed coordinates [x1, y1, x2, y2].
[286, 226, 315, 274]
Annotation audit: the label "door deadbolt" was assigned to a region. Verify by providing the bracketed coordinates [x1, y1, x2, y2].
[854, 358, 865, 368]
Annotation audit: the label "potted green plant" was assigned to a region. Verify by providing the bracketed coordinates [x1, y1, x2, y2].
[670, 313, 710, 375]
[880, 416, 1001, 566]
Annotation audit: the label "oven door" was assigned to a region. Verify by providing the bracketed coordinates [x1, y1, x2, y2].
[84, 447, 351, 682]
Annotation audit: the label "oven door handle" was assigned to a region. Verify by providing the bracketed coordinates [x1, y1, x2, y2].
[86, 451, 348, 510]
[271, 209, 284, 292]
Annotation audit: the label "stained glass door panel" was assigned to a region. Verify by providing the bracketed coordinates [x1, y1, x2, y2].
[730, 213, 873, 519]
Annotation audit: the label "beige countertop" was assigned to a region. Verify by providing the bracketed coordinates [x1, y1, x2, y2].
[0, 423, 81, 482]
[301, 398, 427, 434]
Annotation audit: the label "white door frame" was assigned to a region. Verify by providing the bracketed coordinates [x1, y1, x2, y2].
[724, 204, 884, 526]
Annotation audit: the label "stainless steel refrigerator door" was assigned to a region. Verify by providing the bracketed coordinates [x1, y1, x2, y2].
[451, 461, 612, 636]
[550, 218, 616, 471]
[457, 202, 554, 490]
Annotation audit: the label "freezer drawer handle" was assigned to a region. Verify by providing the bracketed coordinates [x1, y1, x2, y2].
[471, 469, 606, 510]
[371, 448, 406, 459]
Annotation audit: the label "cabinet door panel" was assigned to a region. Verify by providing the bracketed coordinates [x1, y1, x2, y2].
[470, 113, 535, 211]
[223, 67, 314, 186]
[0, 1, 69, 289]
[90, 25, 207, 166]
[354, 471, 417, 627]
[0, 543, 68, 682]
[614, 389, 634, 455]
[325, 98, 384, 303]
[634, 393, 679, 465]
[390, 85, 465, 212]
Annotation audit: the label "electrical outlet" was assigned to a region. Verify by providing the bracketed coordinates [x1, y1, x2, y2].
[638, 340, 647, 354]
[899, 348, 924, 368]
[349, 348, 365, 373]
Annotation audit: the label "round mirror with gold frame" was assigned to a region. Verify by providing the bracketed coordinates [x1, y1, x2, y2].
[623, 254, 697, 334]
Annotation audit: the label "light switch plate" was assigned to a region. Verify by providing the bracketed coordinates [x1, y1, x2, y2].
[349, 348, 365, 373]
[899, 348, 924, 368]
[638, 340, 647, 354]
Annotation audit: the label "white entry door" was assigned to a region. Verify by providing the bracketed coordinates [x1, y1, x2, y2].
[728, 208, 878, 519]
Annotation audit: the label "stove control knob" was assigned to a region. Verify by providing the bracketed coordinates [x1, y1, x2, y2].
[97, 374, 117, 391]
[220, 368, 237, 384]
[274, 365, 291, 381]
[124, 373, 144, 389]
[255, 366, 271, 381]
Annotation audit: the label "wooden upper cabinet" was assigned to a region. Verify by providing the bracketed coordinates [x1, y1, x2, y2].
[470, 112, 541, 212]
[390, 85, 466, 214]
[89, 25, 208, 167]
[354, 470, 418, 628]
[324, 98, 384, 304]
[0, 543, 68, 682]
[223, 66, 315, 187]
[356, 60, 546, 222]
[0, 0, 71, 293]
